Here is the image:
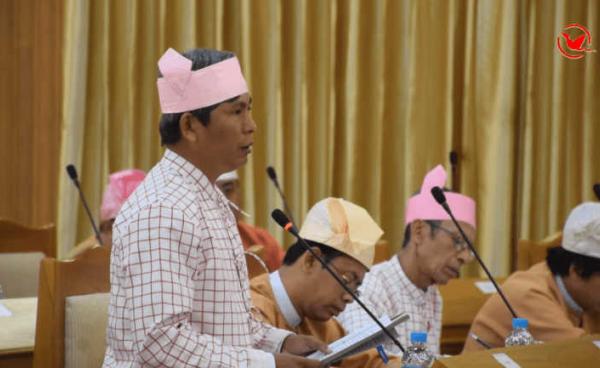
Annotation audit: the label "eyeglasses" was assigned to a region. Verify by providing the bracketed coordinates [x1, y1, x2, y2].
[327, 262, 362, 297]
[429, 223, 473, 254]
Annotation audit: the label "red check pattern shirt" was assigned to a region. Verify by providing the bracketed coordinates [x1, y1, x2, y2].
[103, 149, 291, 368]
[336, 256, 442, 355]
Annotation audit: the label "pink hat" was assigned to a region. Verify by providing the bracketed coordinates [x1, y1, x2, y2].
[100, 169, 146, 221]
[157, 48, 248, 113]
[404, 165, 476, 229]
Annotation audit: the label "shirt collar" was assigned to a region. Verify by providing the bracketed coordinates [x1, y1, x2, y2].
[391, 255, 428, 302]
[555, 275, 583, 315]
[162, 149, 220, 202]
[269, 271, 302, 328]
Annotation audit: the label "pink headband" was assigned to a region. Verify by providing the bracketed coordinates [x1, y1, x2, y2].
[404, 165, 476, 229]
[100, 169, 146, 221]
[156, 48, 248, 113]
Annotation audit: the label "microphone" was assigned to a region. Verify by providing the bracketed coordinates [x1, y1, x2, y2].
[266, 166, 297, 225]
[449, 151, 459, 191]
[271, 209, 405, 353]
[430, 186, 517, 318]
[66, 164, 103, 245]
[594, 183, 600, 201]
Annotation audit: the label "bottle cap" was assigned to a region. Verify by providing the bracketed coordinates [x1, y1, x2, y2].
[512, 318, 528, 329]
[410, 331, 428, 344]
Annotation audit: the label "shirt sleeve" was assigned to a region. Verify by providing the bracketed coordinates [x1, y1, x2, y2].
[518, 288, 587, 341]
[122, 204, 279, 368]
[248, 305, 293, 354]
[466, 282, 586, 351]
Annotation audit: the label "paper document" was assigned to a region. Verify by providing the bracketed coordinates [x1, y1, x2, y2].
[492, 353, 521, 368]
[0, 302, 12, 317]
[307, 313, 409, 367]
[475, 281, 497, 294]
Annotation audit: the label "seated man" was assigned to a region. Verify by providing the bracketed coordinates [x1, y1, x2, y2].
[337, 165, 477, 355]
[216, 170, 285, 270]
[67, 169, 145, 258]
[250, 197, 400, 367]
[464, 202, 600, 351]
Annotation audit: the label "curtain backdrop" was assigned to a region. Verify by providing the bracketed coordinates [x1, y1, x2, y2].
[57, 0, 599, 276]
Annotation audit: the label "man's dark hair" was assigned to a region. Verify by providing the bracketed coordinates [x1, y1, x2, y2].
[401, 187, 455, 247]
[401, 220, 441, 247]
[546, 246, 600, 279]
[283, 240, 346, 266]
[158, 48, 237, 145]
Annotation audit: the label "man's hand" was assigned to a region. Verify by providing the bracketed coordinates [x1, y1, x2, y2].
[281, 334, 330, 356]
[274, 353, 322, 368]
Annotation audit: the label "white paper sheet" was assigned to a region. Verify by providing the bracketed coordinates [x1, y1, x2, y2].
[0, 302, 13, 317]
[492, 353, 521, 368]
[475, 280, 497, 294]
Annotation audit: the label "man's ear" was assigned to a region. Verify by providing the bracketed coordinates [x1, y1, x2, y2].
[178, 112, 200, 143]
[411, 220, 425, 246]
[302, 247, 323, 272]
[568, 264, 584, 280]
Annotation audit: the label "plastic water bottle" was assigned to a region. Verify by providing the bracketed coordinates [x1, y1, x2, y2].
[401, 331, 434, 368]
[504, 318, 534, 346]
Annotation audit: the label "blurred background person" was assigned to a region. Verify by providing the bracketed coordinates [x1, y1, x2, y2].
[67, 169, 145, 258]
[217, 170, 285, 270]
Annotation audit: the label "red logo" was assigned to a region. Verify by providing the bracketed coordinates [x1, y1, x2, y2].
[556, 23, 595, 59]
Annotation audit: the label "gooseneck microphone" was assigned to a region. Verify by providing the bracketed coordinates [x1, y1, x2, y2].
[430, 186, 517, 318]
[271, 209, 405, 353]
[266, 166, 297, 226]
[66, 164, 103, 245]
[449, 151, 459, 191]
[593, 183, 600, 201]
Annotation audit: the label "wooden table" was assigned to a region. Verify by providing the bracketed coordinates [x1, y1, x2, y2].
[439, 278, 503, 355]
[433, 334, 600, 367]
[0, 297, 37, 368]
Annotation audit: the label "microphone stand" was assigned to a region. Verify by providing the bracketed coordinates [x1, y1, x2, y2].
[430, 187, 517, 318]
[66, 165, 103, 245]
[266, 167, 297, 226]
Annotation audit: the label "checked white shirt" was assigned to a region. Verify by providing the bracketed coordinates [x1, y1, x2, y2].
[103, 149, 291, 368]
[336, 255, 442, 355]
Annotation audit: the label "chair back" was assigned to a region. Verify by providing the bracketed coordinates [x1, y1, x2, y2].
[245, 245, 269, 279]
[0, 219, 56, 297]
[373, 239, 391, 264]
[33, 246, 111, 368]
[517, 232, 562, 270]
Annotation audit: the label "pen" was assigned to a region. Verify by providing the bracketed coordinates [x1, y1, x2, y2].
[470, 333, 493, 349]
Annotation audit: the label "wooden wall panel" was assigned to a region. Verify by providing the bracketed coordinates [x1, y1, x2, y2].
[0, 0, 63, 227]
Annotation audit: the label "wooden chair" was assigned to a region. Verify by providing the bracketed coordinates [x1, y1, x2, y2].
[33, 246, 111, 368]
[517, 232, 562, 271]
[245, 245, 269, 279]
[373, 239, 391, 264]
[0, 219, 56, 298]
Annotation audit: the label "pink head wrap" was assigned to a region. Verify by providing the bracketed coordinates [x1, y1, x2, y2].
[100, 169, 146, 221]
[156, 48, 248, 113]
[404, 165, 476, 229]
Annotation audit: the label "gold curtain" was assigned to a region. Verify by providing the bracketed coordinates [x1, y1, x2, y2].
[58, 0, 599, 277]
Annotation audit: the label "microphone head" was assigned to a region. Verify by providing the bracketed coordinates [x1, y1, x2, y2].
[271, 209, 298, 235]
[431, 186, 447, 205]
[266, 166, 277, 181]
[449, 151, 458, 166]
[594, 183, 600, 201]
[66, 164, 78, 181]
